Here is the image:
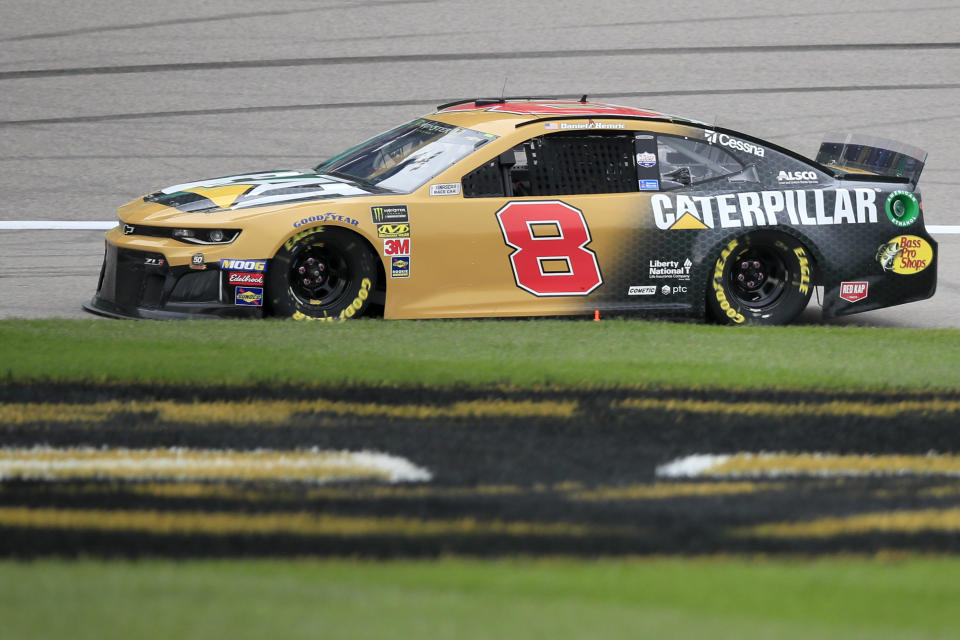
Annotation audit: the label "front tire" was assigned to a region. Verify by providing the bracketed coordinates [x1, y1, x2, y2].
[268, 227, 377, 321]
[707, 232, 813, 326]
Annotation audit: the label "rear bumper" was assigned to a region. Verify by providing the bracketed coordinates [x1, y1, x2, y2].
[83, 242, 264, 320]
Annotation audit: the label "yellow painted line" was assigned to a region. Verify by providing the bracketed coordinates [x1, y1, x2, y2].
[657, 453, 960, 478]
[568, 481, 781, 501]
[0, 446, 431, 483]
[615, 397, 960, 418]
[77, 480, 778, 503]
[0, 398, 576, 425]
[737, 508, 960, 538]
[0, 506, 629, 538]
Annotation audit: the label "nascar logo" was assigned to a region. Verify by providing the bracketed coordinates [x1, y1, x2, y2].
[220, 259, 267, 272]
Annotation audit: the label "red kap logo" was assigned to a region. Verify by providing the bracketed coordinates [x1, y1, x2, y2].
[229, 271, 264, 286]
[383, 238, 410, 256]
[840, 281, 868, 303]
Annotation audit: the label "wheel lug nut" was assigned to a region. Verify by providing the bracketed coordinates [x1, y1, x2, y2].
[298, 266, 306, 274]
[303, 278, 311, 285]
[757, 273, 764, 281]
[307, 258, 316, 265]
[747, 281, 755, 288]
[317, 264, 326, 271]
[316, 276, 323, 284]
[737, 274, 745, 281]
[753, 261, 760, 269]
[741, 262, 749, 269]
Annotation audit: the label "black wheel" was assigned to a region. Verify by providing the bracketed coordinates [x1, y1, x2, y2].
[268, 227, 377, 321]
[707, 232, 813, 325]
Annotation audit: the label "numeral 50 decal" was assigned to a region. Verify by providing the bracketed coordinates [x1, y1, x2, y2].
[495, 200, 603, 296]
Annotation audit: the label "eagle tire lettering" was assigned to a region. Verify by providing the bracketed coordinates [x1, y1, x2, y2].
[708, 232, 813, 326]
[269, 227, 378, 321]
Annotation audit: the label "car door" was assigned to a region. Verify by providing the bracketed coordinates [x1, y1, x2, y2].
[389, 128, 654, 319]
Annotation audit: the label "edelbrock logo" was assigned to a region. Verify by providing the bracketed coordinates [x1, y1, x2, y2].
[703, 130, 765, 157]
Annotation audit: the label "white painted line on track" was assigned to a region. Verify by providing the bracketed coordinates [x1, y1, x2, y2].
[3, 220, 960, 234]
[0, 220, 116, 230]
[0, 446, 433, 484]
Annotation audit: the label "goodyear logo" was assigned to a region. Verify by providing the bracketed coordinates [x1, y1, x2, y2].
[220, 259, 267, 272]
[235, 286, 264, 306]
[377, 223, 410, 238]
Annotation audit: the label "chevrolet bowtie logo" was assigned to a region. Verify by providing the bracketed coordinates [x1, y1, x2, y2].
[123, 224, 135, 235]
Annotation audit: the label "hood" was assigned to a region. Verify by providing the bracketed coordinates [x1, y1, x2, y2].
[141, 170, 377, 214]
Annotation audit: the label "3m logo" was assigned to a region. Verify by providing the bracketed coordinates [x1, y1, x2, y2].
[840, 281, 868, 303]
[383, 238, 410, 256]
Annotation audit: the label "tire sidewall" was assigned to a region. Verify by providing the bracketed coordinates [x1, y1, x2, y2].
[708, 232, 813, 325]
[268, 226, 377, 321]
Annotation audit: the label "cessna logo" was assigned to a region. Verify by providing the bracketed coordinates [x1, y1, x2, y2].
[703, 130, 765, 157]
[653, 189, 878, 231]
[377, 223, 410, 238]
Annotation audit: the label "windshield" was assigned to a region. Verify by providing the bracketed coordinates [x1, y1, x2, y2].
[314, 119, 497, 193]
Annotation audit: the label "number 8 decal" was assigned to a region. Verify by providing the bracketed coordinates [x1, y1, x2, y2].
[496, 200, 603, 296]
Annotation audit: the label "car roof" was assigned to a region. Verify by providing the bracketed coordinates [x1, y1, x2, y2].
[429, 98, 706, 133]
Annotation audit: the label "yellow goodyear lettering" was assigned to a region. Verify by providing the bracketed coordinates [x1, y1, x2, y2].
[793, 247, 811, 295]
[713, 239, 746, 324]
[293, 278, 372, 323]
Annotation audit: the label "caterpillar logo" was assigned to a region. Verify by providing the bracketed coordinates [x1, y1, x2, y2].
[377, 223, 411, 238]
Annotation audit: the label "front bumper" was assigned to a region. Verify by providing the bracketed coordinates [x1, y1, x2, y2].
[83, 242, 264, 320]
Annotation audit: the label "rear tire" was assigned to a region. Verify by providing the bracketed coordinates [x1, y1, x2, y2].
[269, 227, 377, 321]
[707, 232, 813, 326]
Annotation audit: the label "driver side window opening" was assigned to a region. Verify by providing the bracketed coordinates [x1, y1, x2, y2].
[650, 134, 747, 190]
[463, 131, 638, 198]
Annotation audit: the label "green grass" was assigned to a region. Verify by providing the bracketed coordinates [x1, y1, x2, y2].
[1, 318, 959, 390]
[1, 556, 958, 640]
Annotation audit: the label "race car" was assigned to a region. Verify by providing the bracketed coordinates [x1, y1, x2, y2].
[84, 97, 935, 325]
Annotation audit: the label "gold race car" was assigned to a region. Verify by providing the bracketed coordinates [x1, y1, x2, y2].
[85, 98, 935, 324]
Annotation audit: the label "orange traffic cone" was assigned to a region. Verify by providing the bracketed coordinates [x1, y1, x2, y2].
[593, 309, 600, 321]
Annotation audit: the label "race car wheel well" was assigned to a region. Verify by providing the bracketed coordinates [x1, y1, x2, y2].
[705, 230, 817, 326]
[267, 226, 382, 321]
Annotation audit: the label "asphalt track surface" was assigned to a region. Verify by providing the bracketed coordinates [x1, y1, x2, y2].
[3, 383, 960, 558]
[1, 0, 959, 326]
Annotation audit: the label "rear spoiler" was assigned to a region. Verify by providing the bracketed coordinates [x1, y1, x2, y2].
[815, 133, 927, 188]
